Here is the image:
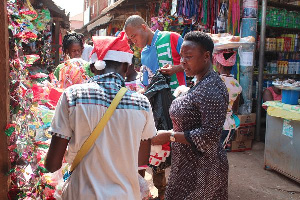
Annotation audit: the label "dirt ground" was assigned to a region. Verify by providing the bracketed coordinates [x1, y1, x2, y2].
[145, 142, 300, 200]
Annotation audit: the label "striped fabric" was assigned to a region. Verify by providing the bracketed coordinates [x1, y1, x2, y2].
[64, 72, 150, 111]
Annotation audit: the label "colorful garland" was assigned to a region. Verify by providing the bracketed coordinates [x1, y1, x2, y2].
[6, 0, 60, 199]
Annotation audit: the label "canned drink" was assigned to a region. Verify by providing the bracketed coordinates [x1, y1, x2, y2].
[270, 38, 277, 51]
[284, 37, 292, 52]
[277, 61, 281, 74]
[297, 62, 300, 74]
[295, 34, 299, 52]
[277, 37, 284, 52]
[265, 38, 270, 51]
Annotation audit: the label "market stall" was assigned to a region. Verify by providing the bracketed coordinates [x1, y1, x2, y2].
[255, 0, 300, 140]
[263, 101, 300, 183]
[0, 0, 280, 198]
[263, 79, 300, 182]
[4, 0, 69, 199]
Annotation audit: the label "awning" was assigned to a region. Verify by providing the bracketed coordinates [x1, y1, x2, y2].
[87, 15, 112, 32]
[78, 0, 157, 33]
[33, 0, 70, 29]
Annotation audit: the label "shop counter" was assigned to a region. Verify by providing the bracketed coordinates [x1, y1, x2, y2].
[263, 101, 300, 183]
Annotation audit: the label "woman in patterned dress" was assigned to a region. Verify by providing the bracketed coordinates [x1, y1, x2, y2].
[151, 31, 229, 200]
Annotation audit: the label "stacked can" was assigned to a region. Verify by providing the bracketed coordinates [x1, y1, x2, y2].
[259, 7, 300, 29]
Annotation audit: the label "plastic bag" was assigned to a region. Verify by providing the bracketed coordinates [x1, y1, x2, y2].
[138, 174, 151, 200]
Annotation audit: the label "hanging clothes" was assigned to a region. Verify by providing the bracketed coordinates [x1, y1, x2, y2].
[228, 0, 240, 35]
[217, 2, 228, 33]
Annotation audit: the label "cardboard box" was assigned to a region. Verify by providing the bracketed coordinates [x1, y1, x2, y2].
[238, 113, 256, 127]
[235, 126, 255, 141]
[231, 140, 252, 152]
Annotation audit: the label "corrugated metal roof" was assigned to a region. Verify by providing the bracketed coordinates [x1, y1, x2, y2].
[87, 15, 112, 32]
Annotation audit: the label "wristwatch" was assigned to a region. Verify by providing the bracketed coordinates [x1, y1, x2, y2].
[170, 132, 176, 142]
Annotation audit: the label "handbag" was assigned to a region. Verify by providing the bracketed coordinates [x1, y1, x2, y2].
[69, 87, 128, 173]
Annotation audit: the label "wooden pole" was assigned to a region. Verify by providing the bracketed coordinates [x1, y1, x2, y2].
[0, 0, 10, 199]
[54, 20, 61, 66]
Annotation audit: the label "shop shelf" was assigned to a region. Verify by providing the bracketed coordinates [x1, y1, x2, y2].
[264, 73, 300, 77]
[253, 73, 300, 77]
[266, 1, 300, 12]
[265, 26, 300, 33]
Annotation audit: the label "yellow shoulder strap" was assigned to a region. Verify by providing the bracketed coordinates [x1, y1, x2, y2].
[70, 87, 128, 172]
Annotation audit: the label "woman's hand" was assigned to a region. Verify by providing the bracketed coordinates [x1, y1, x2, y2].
[151, 130, 172, 145]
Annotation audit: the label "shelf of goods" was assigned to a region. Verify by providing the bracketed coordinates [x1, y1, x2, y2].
[256, 3, 300, 83]
[254, 1, 300, 140]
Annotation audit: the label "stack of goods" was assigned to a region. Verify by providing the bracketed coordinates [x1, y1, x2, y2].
[265, 34, 299, 52]
[258, 7, 300, 29]
[264, 34, 300, 75]
[230, 113, 256, 152]
[266, 60, 300, 75]
[288, 0, 300, 5]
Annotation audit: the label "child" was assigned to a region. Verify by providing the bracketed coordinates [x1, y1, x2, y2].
[54, 32, 93, 89]
[214, 50, 242, 148]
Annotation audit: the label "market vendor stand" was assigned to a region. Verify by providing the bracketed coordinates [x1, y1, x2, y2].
[256, 0, 300, 141]
[264, 101, 300, 183]
[0, 1, 10, 199]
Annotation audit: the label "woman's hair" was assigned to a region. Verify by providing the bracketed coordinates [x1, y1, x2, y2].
[62, 32, 84, 54]
[184, 31, 214, 59]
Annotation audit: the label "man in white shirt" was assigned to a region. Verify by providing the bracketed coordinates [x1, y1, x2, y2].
[81, 43, 93, 62]
[45, 32, 156, 200]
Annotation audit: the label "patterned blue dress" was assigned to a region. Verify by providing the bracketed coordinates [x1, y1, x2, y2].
[165, 70, 229, 200]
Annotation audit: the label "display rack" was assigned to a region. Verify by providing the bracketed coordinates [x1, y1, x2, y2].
[256, 0, 300, 141]
[267, 1, 300, 11]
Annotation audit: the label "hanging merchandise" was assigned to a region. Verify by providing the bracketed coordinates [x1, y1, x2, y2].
[201, 0, 208, 25]
[228, 0, 240, 35]
[243, 0, 258, 18]
[150, 0, 172, 31]
[6, 0, 65, 199]
[217, 2, 228, 33]
[177, 0, 200, 19]
[171, 0, 177, 16]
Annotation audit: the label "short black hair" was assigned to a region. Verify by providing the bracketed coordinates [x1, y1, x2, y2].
[62, 32, 84, 53]
[90, 60, 126, 74]
[105, 60, 124, 69]
[124, 15, 148, 29]
[184, 31, 214, 59]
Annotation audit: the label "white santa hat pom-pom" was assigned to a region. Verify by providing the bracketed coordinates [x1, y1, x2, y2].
[94, 60, 106, 70]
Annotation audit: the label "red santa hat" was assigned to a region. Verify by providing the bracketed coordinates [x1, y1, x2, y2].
[90, 31, 133, 70]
